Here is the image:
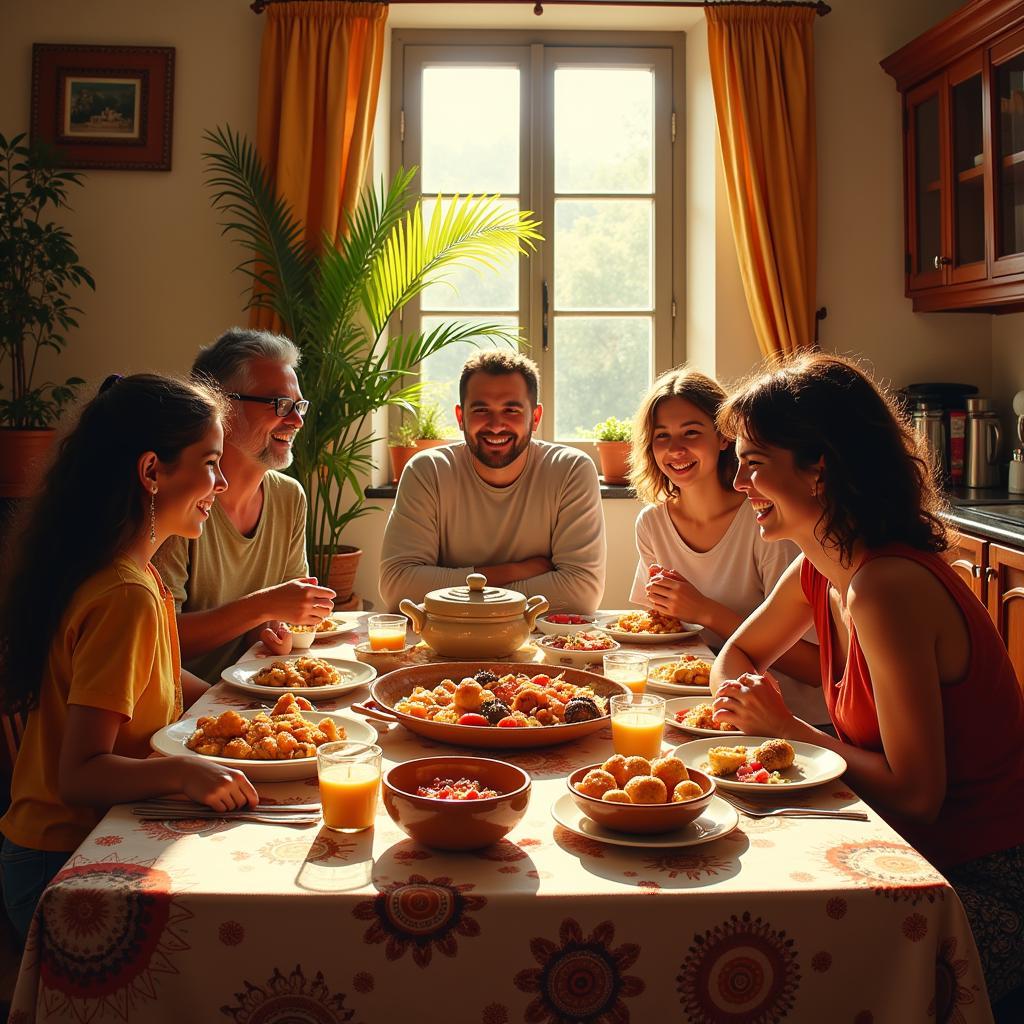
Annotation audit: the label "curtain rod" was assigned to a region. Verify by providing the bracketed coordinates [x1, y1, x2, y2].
[251, 1, 832, 17]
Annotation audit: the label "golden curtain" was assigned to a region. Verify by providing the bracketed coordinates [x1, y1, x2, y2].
[706, 5, 817, 357]
[252, 1, 388, 330]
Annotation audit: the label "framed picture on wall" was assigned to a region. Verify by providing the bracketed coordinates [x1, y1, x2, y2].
[31, 44, 175, 170]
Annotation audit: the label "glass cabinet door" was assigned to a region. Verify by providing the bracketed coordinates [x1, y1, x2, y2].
[950, 56, 986, 282]
[993, 29, 1024, 276]
[906, 78, 947, 289]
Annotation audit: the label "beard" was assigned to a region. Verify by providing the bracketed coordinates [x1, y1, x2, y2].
[257, 439, 294, 471]
[465, 425, 533, 469]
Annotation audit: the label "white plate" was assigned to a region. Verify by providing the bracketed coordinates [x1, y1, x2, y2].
[221, 657, 376, 698]
[537, 635, 620, 668]
[303, 616, 359, 642]
[151, 709, 378, 782]
[597, 616, 703, 644]
[534, 614, 599, 637]
[646, 655, 713, 696]
[551, 792, 738, 849]
[665, 696, 749, 738]
[673, 736, 848, 792]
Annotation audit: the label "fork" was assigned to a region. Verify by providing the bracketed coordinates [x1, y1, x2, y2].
[717, 793, 868, 820]
[133, 810, 321, 826]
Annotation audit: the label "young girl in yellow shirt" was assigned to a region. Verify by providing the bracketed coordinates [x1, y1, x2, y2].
[0, 373, 258, 939]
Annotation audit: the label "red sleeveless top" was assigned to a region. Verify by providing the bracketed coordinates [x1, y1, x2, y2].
[800, 544, 1024, 869]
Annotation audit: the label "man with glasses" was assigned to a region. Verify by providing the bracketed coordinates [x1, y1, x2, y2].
[154, 328, 335, 681]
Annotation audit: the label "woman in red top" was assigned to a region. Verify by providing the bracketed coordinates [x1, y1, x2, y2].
[709, 352, 1024, 1016]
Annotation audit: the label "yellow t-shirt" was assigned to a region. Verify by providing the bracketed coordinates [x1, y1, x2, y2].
[1, 557, 182, 852]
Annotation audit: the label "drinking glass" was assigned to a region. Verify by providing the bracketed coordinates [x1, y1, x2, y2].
[317, 742, 383, 832]
[367, 613, 408, 651]
[603, 651, 649, 695]
[609, 692, 666, 760]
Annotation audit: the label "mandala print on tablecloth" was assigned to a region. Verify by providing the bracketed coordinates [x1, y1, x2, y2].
[676, 911, 800, 1023]
[37, 858, 193, 1023]
[929, 938, 980, 1024]
[553, 826, 606, 859]
[353, 874, 485, 967]
[643, 852, 733, 880]
[824, 841, 947, 903]
[514, 918, 644, 1024]
[136, 817, 233, 841]
[257, 833, 355, 865]
[501, 750, 578, 775]
[221, 965, 356, 1023]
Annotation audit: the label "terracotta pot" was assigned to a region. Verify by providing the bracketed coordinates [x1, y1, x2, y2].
[324, 545, 362, 604]
[415, 438, 451, 453]
[595, 440, 631, 486]
[389, 444, 419, 483]
[0, 429, 55, 498]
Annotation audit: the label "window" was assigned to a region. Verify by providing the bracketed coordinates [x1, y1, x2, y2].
[394, 30, 683, 442]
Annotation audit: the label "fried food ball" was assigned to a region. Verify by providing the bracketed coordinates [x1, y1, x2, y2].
[707, 745, 748, 776]
[222, 738, 253, 759]
[754, 738, 795, 772]
[621, 756, 652, 786]
[454, 680, 484, 712]
[576, 769, 618, 799]
[651, 756, 689, 792]
[601, 754, 630, 788]
[624, 775, 668, 804]
[206, 710, 248, 740]
[601, 789, 633, 804]
[672, 780, 704, 802]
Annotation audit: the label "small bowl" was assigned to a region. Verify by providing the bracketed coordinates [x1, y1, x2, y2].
[566, 763, 715, 834]
[535, 613, 599, 637]
[383, 755, 531, 850]
[284, 627, 317, 650]
[537, 634, 621, 669]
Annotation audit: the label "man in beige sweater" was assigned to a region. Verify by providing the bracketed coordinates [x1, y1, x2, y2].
[155, 329, 335, 681]
[379, 351, 605, 612]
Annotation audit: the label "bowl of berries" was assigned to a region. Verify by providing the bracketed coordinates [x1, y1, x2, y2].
[535, 612, 599, 637]
[382, 755, 532, 850]
[537, 630, 620, 668]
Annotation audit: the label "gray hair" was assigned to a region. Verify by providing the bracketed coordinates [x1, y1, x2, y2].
[192, 327, 300, 390]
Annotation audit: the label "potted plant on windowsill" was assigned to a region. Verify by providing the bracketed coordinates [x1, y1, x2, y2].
[387, 399, 458, 484]
[0, 133, 92, 497]
[593, 416, 633, 485]
[203, 126, 541, 600]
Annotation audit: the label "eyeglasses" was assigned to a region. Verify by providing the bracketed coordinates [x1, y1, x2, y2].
[227, 393, 310, 418]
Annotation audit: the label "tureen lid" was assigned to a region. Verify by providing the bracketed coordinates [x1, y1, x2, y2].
[423, 572, 528, 619]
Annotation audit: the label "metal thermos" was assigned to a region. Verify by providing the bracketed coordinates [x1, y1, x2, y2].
[965, 397, 1003, 488]
[910, 402, 947, 479]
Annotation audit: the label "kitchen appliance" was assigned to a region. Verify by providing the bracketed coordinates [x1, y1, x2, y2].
[965, 397, 1003, 488]
[910, 402, 947, 479]
[901, 383, 978, 484]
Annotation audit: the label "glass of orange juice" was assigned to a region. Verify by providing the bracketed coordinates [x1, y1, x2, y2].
[609, 693, 666, 760]
[317, 741, 383, 832]
[603, 651, 649, 695]
[367, 613, 408, 651]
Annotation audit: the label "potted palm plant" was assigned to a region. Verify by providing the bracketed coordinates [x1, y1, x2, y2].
[203, 126, 541, 598]
[0, 133, 92, 497]
[593, 415, 633, 485]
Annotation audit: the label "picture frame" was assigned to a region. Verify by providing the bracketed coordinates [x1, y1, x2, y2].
[31, 44, 175, 171]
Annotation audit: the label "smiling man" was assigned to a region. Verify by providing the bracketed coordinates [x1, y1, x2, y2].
[379, 350, 605, 611]
[154, 328, 335, 681]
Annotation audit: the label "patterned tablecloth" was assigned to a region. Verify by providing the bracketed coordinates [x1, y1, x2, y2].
[9, 613, 994, 1023]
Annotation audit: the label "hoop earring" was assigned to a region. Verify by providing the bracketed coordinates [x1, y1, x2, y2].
[149, 487, 158, 545]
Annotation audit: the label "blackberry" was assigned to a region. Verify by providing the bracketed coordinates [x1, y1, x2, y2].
[563, 696, 601, 723]
[474, 670, 499, 685]
[481, 700, 512, 726]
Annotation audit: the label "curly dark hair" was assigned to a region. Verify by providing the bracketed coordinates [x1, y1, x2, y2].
[0, 373, 226, 715]
[717, 352, 948, 566]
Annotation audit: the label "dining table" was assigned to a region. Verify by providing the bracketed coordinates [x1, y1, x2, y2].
[8, 611, 994, 1023]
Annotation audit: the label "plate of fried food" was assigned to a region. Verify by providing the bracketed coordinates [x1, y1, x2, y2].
[665, 696, 746, 737]
[363, 662, 629, 749]
[151, 693, 378, 781]
[285, 615, 356, 646]
[646, 654, 713, 695]
[598, 610, 702, 644]
[672, 736, 847, 791]
[221, 655, 376, 698]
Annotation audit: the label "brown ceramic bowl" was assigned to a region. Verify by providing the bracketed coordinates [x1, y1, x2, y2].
[369, 662, 629, 749]
[566, 763, 716, 835]
[382, 755, 531, 850]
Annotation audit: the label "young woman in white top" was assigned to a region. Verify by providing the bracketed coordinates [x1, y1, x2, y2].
[628, 367, 826, 723]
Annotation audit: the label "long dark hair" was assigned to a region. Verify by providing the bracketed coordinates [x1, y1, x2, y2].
[718, 352, 948, 565]
[0, 373, 226, 714]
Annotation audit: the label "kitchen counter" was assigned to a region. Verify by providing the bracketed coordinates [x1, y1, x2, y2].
[943, 487, 1024, 546]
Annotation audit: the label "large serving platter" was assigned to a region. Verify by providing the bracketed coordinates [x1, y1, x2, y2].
[368, 662, 629, 749]
[151, 709, 377, 782]
[221, 656, 376, 699]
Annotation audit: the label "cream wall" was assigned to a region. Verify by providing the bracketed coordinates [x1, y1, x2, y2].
[1, 0, 1009, 609]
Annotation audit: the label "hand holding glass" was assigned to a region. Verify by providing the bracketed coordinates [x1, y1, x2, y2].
[368, 613, 408, 651]
[603, 651, 649, 695]
[318, 742, 382, 832]
[610, 693, 666, 760]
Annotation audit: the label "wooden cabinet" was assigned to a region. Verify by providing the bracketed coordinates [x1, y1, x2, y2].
[946, 528, 1024, 687]
[882, 0, 1024, 312]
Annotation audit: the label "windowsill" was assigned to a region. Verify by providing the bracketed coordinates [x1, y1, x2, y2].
[365, 483, 637, 500]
